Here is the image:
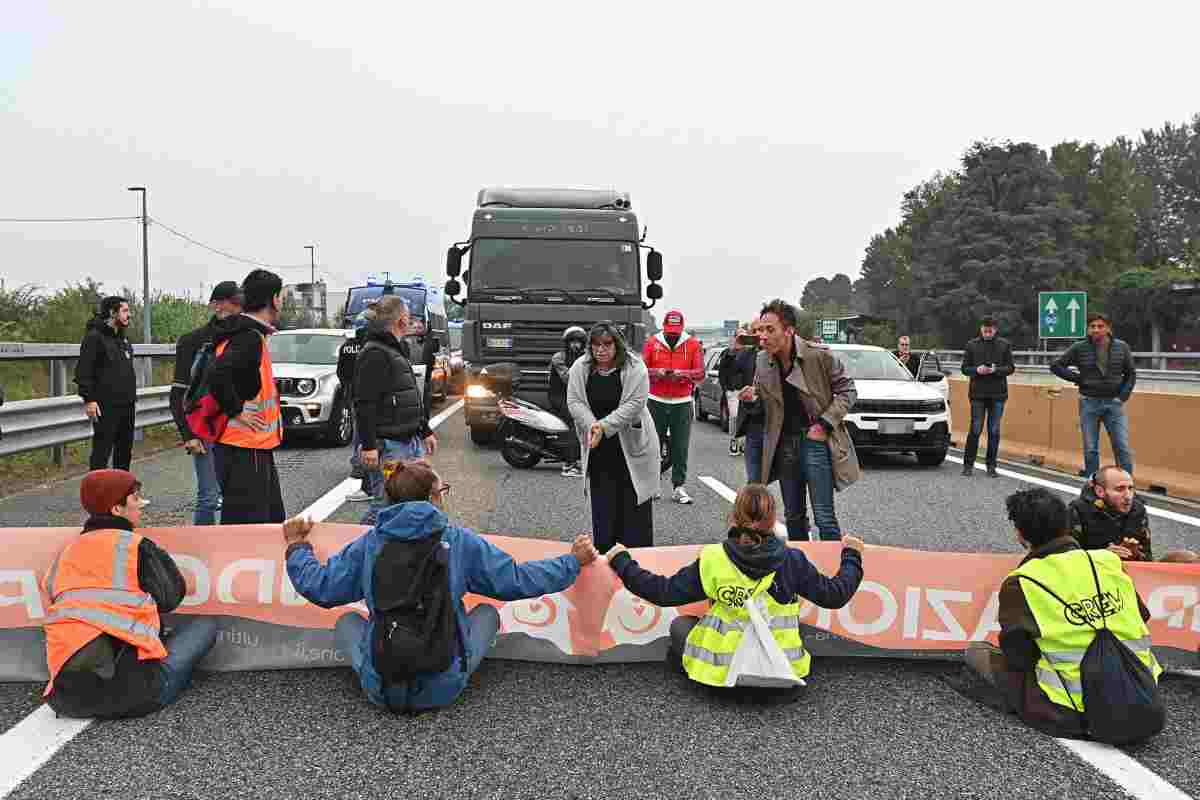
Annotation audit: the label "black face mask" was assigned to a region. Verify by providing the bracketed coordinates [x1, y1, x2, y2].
[664, 332, 681, 350]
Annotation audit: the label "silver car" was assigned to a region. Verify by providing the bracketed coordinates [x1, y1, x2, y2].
[268, 329, 355, 446]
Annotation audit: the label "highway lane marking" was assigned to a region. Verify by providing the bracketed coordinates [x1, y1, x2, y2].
[1053, 738, 1193, 800]
[946, 456, 1200, 529]
[0, 407, 483, 797]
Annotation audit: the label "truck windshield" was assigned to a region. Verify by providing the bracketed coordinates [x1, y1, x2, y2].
[344, 286, 427, 323]
[471, 239, 639, 295]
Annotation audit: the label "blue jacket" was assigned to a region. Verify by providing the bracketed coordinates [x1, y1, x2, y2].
[286, 501, 581, 709]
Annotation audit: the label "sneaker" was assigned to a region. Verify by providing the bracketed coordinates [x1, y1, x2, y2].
[673, 486, 693, 504]
[986, 466, 999, 478]
[561, 463, 583, 478]
[349, 465, 365, 480]
[346, 490, 372, 503]
[729, 439, 740, 457]
[961, 465, 973, 477]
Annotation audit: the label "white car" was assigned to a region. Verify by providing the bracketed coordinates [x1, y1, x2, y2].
[827, 344, 952, 466]
[268, 329, 356, 446]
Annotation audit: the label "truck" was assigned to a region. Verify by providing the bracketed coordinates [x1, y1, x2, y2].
[444, 187, 664, 444]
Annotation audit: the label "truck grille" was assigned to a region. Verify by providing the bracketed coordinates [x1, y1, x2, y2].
[852, 398, 945, 414]
[483, 320, 588, 391]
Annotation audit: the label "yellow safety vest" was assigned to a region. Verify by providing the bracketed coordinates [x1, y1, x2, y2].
[683, 544, 810, 687]
[1011, 548, 1161, 712]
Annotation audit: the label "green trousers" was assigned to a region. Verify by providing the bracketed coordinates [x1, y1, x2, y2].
[649, 398, 692, 488]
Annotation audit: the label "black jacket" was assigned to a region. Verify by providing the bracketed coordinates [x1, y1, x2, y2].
[892, 351, 920, 378]
[47, 515, 187, 719]
[74, 319, 137, 406]
[355, 330, 430, 451]
[548, 348, 583, 417]
[718, 347, 763, 435]
[1050, 337, 1137, 400]
[610, 531, 863, 609]
[206, 313, 275, 420]
[336, 329, 368, 402]
[1069, 482, 1152, 560]
[961, 336, 1015, 400]
[169, 316, 221, 441]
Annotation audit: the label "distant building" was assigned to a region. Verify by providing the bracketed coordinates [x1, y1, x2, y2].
[283, 281, 327, 324]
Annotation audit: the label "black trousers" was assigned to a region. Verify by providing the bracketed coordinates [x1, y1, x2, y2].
[89, 403, 135, 471]
[587, 457, 653, 552]
[214, 444, 285, 524]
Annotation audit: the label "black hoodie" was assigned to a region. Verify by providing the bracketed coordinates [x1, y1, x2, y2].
[74, 318, 137, 406]
[610, 531, 863, 609]
[206, 313, 275, 421]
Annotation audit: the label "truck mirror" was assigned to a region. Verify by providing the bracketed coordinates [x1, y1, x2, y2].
[646, 283, 663, 300]
[445, 278, 462, 297]
[646, 250, 663, 281]
[446, 246, 462, 277]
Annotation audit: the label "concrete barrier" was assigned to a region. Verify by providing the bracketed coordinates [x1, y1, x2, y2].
[949, 382, 1200, 499]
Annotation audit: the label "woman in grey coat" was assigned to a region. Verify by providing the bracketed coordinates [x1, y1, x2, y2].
[566, 322, 660, 552]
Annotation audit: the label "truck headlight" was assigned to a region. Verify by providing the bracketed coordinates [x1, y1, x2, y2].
[466, 384, 495, 399]
[296, 378, 317, 396]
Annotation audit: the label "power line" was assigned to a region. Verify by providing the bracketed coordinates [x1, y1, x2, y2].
[149, 216, 310, 270]
[0, 216, 140, 222]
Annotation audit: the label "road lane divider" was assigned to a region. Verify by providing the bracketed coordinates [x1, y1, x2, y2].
[1052, 738, 1193, 800]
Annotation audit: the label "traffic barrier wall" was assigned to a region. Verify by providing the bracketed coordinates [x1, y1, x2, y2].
[948, 382, 1200, 499]
[2, 523, 1197, 681]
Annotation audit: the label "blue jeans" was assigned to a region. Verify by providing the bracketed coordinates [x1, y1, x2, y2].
[743, 427, 764, 483]
[964, 399, 1006, 468]
[361, 436, 428, 526]
[192, 448, 222, 525]
[1079, 397, 1134, 477]
[777, 434, 840, 541]
[157, 616, 219, 707]
[335, 604, 501, 706]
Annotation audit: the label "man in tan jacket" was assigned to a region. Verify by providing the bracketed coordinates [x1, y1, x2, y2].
[743, 299, 860, 540]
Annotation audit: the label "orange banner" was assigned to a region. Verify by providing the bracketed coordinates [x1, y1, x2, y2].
[1, 523, 1197, 681]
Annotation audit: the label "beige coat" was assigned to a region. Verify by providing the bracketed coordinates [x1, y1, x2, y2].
[754, 336, 861, 491]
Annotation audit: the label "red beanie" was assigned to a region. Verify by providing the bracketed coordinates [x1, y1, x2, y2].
[80, 469, 139, 515]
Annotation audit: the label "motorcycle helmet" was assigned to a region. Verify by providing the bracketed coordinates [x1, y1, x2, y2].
[562, 325, 588, 351]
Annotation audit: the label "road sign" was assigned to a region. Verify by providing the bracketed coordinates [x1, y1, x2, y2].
[723, 319, 739, 337]
[1038, 291, 1087, 339]
[819, 318, 841, 343]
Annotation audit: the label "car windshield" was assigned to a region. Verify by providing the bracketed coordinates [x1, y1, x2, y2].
[470, 239, 639, 295]
[833, 349, 914, 381]
[344, 286, 427, 322]
[268, 333, 343, 365]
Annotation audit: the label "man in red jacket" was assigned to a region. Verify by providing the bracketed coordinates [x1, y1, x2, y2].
[643, 309, 705, 504]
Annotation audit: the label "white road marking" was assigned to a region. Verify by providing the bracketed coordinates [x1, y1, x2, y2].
[0, 398, 468, 796]
[1053, 738, 1194, 800]
[946, 456, 1200, 528]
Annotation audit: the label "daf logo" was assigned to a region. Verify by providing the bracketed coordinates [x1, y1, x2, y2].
[482, 322, 513, 330]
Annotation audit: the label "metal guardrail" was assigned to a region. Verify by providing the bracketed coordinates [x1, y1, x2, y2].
[932, 349, 1200, 370]
[941, 361, 1200, 384]
[0, 342, 177, 462]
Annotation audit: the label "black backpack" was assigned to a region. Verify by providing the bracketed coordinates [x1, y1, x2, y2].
[1017, 551, 1165, 745]
[183, 341, 218, 411]
[371, 531, 457, 701]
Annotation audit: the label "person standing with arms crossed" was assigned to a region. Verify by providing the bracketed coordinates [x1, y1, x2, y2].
[643, 309, 705, 504]
[75, 296, 137, 471]
[960, 315, 1014, 478]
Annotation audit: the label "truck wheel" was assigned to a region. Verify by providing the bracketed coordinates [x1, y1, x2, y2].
[917, 448, 948, 467]
[470, 426, 494, 446]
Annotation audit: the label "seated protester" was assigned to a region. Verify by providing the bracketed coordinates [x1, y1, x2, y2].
[605, 484, 864, 691]
[43, 469, 218, 719]
[1070, 466, 1198, 563]
[284, 459, 599, 712]
[964, 488, 1162, 740]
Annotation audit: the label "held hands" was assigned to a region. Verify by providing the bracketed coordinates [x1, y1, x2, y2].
[571, 534, 600, 566]
[605, 543, 629, 563]
[1107, 538, 1142, 560]
[977, 365, 994, 376]
[183, 438, 207, 456]
[588, 422, 604, 450]
[283, 515, 314, 545]
[738, 386, 757, 402]
[842, 535, 865, 553]
[423, 434, 438, 456]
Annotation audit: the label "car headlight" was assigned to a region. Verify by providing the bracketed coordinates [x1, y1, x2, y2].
[466, 384, 495, 399]
[296, 378, 317, 396]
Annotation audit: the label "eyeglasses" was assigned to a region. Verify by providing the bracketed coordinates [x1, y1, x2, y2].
[591, 339, 616, 350]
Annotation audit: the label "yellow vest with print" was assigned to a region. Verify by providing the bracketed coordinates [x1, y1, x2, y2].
[1011, 548, 1161, 712]
[683, 543, 810, 687]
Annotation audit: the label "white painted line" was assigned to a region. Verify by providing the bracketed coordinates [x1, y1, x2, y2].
[1053, 738, 1194, 800]
[698, 475, 791, 539]
[946, 456, 1200, 529]
[0, 397, 467, 795]
[0, 707, 91, 798]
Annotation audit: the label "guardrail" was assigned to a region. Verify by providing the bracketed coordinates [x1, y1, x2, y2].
[940, 361, 1200, 385]
[0, 342, 177, 463]
[931, 349, 1200, 370]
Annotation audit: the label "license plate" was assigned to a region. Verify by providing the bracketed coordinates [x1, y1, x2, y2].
[486, 337, 514, 349]
[878, 419, 914, 435]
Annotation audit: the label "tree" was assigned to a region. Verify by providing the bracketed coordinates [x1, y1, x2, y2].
[800, 273, 854, 310]
[1134, 115, 1200, 269]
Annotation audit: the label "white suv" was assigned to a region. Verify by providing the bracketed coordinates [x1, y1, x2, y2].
[828, 344, 951, 466]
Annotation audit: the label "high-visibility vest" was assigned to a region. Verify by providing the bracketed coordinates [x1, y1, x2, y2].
[216, 332, 282, 449]
[42, 529, 167, 696]
[682, 544, 810, 687]
[1010, 548, 1161, 711]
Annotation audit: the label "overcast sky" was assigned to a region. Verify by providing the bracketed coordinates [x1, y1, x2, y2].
[3, 1, 1198, 325]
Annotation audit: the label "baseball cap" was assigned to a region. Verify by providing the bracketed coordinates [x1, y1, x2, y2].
[210, 281, 243, 303]
[80, 469, 144, 516]
[663, 309, 685, 333]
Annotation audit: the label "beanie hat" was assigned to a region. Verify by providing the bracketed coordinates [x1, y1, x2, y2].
[663, 309, 685, 333]
[80, 469, 140, 515]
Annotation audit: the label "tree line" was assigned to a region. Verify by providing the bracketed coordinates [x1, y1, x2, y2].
[802, 113, 1200, 350]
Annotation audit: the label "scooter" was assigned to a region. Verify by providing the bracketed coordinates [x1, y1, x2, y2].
[475, 362, 577, 469]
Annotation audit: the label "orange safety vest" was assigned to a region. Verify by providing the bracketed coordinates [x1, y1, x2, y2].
[42, 529, 167, 695]
[216, 332, 283, 449]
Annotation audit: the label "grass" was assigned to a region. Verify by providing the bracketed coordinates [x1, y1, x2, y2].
[0, 422, 181, 499]
[0, 358, 175, 401]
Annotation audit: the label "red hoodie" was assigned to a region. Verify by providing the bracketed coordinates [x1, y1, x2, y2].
[643, 331, 705, 401]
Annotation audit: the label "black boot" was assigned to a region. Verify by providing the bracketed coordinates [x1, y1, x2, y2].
[961, 464, 973, 477]
[986, 464, 999, 478]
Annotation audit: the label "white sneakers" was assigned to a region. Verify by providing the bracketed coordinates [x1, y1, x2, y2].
[673, 486, 693, 504]
[346, 489, 372, 503]
[561, 463, 583, 478]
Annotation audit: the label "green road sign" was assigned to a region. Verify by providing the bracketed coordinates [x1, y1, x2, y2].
[1038, 291, 1087, 339]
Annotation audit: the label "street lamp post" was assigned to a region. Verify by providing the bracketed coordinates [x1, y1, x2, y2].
[305, 244, 319, 321]
[127, 187, 150, 346]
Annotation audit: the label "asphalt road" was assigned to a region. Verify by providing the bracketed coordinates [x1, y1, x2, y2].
[3, 400, 1199, 799]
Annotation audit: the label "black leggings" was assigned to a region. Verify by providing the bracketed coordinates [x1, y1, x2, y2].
[587, 459, 653, 552]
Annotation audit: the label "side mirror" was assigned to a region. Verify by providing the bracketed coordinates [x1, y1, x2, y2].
[646, 283, 663, 300]
[446, 246, 462, 277]
[445, 278, 462, 297]
[646, 250, 663, 282]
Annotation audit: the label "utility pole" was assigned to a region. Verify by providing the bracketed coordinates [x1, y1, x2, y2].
[305, 244, 316, 286]
[128, 186, 150, 345]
